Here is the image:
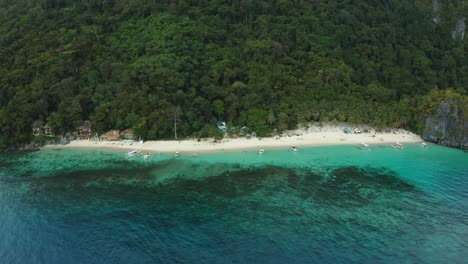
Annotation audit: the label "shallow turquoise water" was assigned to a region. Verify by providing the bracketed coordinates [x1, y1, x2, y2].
[0, 144, 467, 263]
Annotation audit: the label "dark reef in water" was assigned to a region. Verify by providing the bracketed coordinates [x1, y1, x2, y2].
[13, 160, 416, 211]
[316, 166, 414, 206]
[2, 148, 466, 264]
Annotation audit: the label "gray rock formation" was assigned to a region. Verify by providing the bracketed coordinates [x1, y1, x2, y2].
[451, 17, 465, 40]
[422, 100, 467, 149]
[432, 0, 440, 24]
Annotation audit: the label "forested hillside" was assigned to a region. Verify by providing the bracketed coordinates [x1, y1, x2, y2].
[0, 0, 467, 146]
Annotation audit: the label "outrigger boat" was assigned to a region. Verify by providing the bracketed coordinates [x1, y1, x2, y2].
[289, 146, 299, 152]
[418, 142, 429, 148]
[359, 143, 371, 150]
[392, 142, 406, 149]
[126, 150, 140, 158]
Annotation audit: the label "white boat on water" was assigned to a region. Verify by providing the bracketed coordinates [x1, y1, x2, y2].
[126, 150, 140, 158]
[418, 142, 429, 148]
[392, 142, 406, 149]
[143, 154, 150, 160]
[174, 151, 180, 157]
[359, 143, 371, 150]
[259, 149, 265, 155]
[289, 146, 299, 152]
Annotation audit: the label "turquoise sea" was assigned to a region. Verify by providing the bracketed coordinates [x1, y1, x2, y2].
[0, 144, 467, 263]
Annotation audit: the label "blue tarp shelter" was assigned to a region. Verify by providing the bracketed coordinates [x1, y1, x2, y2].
[217, 121, 228, 132]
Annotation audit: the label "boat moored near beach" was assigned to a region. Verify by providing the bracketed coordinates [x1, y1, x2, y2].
[392, 142, 406, 149]
[289, 146, 299, 152]
[418, 142, 429, 148]
[143, 154, 150, 160]
[359, 143, 371, 150]
[174, 151, 180, 157]
[126, 150, 140, 158]
[259, 149, 265, 155]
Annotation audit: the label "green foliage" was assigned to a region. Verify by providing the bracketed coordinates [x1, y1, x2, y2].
[212, 99, 224, 120]
[419, 89, 467, 115]
[1, 0, 467, 146]
[415, 88, 468, 133]
[197, 124, 224, 140]
[132, 118, 148, 140]
[239, 109, 270, 137]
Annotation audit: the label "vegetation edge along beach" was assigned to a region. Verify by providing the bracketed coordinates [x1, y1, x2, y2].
[44, 124, 422, 154]
[1, 1, 467, 150]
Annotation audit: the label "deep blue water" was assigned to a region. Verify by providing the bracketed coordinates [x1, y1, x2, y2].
[0, 144, 467, 263]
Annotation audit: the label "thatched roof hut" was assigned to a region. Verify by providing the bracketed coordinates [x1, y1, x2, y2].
[32, 120, 45, 136]
[101, 130, 120, 141]
[120, 128, 134, 140]
[78, 120, 92, 139]
[32, 120, 45, 128]
[79, 120, 92, 131]
[43, 123, 54, 137]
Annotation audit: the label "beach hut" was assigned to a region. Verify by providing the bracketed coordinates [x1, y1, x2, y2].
[43, 123, 54, 137]
[101, 130, 120, 141]
[120, 128, 135, 140]
[78, 120, 92, 140]
[32, 120, 45, 136]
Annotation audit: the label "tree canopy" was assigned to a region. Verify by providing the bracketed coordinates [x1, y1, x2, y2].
[0, 0, 467, 147]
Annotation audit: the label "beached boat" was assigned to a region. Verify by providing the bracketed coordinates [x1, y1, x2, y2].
[126, 150, 140, 158]
[392, 142, 406, 149]
[289, 146, 299, 152]
[359, 143, 371, 150]
[353, 128, 362, 134]
[259, 149, 265, 155]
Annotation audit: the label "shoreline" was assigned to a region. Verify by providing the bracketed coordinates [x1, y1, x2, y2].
[44, 126, 423, 154]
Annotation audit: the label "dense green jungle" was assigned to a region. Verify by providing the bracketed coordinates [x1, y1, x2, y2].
[0, 0, 467, 147]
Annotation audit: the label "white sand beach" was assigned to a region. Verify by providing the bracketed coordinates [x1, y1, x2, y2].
[45, 125, 422, 154]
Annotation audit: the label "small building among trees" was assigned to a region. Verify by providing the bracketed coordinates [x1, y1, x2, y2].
[43, 123, 54, 137]
[120, 128, 134, 140]
[78, 120, 92, 140]
[31, 120, 55, 137]
[101, 130, 120, 141]
[32, 120, 45, 136]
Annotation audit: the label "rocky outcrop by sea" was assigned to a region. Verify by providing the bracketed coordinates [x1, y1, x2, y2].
[422, 100, 467, 149]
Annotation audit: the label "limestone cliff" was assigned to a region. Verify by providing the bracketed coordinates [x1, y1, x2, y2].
[422, 100, 467, 149]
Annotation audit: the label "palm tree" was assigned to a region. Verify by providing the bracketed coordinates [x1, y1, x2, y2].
[267, 111, 276, 127]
